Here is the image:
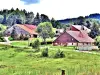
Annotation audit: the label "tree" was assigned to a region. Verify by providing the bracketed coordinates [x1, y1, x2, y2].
[2, 15, 6, 24]
[40, 14, 50, 22]
[16, 8, 19, 11]
[77, 16, 85, 25]
[25, 12, 34, 24]
[86, 20, 91, 28]
[11, 8, 14, 12]
[33, 12, 41, 25]
[51, 18, 56, 28]
[51, 18, 62, 28]
[37, 22, 54, 44]
[89, 22, 100, 38]
[36, 12, 40, 19]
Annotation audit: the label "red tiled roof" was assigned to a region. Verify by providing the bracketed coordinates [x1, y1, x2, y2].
[66, 31, 95, 43]
[24, 24, 37, 30]
[17, 24, 38, 35]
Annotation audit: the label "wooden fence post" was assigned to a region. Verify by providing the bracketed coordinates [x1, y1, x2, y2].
[61, 70, 65, 75]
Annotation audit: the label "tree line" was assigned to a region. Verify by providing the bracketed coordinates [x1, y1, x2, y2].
[0, 8, 61, 28]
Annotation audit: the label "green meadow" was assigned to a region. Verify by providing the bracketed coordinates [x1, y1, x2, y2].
[0, 43, 100, 75]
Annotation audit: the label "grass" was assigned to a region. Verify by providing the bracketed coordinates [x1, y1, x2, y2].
[11, 38, 56, 47]
[0, 43, 100, 75]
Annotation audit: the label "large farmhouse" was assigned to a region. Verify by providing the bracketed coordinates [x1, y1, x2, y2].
[53, 25, 95, 46]
[4, 24, 38, 38]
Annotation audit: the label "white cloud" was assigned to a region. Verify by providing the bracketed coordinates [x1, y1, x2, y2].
[0, 0, 24, 10]
[0, 0, 100, 20]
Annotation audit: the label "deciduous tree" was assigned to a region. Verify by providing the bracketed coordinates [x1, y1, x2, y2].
[37, 22, 54, 44]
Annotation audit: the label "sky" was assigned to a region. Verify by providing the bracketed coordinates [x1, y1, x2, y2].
[0, 0, 100, 20]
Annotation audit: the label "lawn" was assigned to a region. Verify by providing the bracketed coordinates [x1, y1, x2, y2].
[0, 44, 100, 75]
[11, 38, 56, 47]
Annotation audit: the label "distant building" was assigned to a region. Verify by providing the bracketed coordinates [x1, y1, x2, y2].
[70, 25, 91, 33]
[4, 24, 38, 38]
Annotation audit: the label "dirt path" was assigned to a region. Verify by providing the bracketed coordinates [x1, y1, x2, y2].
[0, 37, 11, 45]
[0, 42, 11, 45]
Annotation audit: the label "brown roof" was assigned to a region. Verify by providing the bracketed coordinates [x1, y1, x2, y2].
[67, 31, 95, 43]
[17, 24, 38, 35]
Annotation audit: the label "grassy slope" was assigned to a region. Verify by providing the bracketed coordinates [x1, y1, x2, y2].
[0, 44, 100, 75]
[11, 38, 56, 47]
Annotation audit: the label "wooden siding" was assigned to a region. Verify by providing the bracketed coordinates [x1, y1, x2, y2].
[53, 32, 78, 45]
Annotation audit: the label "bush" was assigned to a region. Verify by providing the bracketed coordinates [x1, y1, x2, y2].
[19, 34, 24, 40]
[24, 36, 29, 40]
[8, 37, 14, 41]
[0, 37, 5, 42]
[41, 48, 48, 57]
[29, 43, 32, 46]
[32, 39, 40, 49]
[32, 39, 40, 52]
[54, 49, 65, 58]
[95, 41, 100, 48]
[41, 41, 52, 45]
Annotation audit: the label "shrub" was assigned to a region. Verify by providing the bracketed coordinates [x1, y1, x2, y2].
[95, 41, 100, 48]
[54, 49, 65, 58]
[32, 39, 40, 49]
[41, 48, 48, 57]
[19, 34, 24, 40]
[8, 37, 14, 41]
[41, 41, 52, 45]
[32, 39, 40, 52]
[29, 43, 32, 46]
[0, 37, 5, 42]
[24, 36, 29, 40]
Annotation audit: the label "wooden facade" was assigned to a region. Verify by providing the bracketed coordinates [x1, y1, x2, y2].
[53, 32, 78, 46]
[53, 31, 95, 46]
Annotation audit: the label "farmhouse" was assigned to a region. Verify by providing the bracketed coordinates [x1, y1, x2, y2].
[53, 30, 95, 46]
[4, 24, 38, 38]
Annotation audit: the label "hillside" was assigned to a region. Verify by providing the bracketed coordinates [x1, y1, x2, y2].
[58, 13, 100, 24]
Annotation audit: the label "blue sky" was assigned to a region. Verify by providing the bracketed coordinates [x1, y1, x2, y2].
[20, 0, 40, 5]
[0, 0, 100, 20]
